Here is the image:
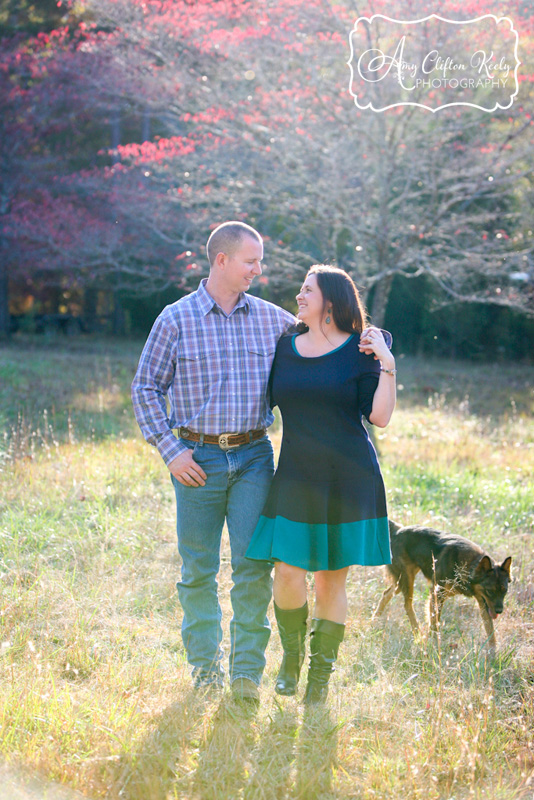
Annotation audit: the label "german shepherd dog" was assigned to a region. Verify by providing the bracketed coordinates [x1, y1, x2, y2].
[373, 521, 512, 651]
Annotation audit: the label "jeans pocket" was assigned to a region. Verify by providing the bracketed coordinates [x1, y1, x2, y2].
[179, 437, 198, 453]
[256, 435, 274, 454]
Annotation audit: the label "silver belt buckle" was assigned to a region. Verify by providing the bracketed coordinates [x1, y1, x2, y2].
[218, 432, 238, 451]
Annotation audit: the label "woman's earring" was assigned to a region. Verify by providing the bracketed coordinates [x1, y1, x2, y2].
[326, 308, 332, 324]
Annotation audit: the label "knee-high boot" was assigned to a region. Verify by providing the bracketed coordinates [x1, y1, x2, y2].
[274, 601, 308, 696]
[304, 617, 345, 705]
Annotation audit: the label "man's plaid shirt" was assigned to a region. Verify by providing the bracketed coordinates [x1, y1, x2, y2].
[131, 279, 296, 465]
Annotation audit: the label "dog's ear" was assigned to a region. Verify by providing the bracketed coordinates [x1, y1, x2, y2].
[500, 556, 512, 576]
[475, 555, 492, 573]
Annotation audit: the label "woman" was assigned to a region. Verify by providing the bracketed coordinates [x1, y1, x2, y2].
[246, 265, 396, 704]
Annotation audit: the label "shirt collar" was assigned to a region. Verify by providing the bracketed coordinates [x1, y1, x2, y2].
[196, 278, 251, 317]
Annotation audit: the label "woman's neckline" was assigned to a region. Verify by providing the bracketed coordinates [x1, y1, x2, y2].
[291, 332, 355, 359]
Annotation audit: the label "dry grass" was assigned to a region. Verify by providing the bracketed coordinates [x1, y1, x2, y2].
[0, 339, 533, 799]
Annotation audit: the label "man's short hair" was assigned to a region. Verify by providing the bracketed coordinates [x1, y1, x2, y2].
[206, 221, 262, 268]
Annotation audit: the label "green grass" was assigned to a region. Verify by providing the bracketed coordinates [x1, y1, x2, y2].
[0, 336, 140, 458]
[1, 338, 533, 799]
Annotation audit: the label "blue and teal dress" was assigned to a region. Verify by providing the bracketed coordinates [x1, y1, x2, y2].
[246, 332, 391, 571]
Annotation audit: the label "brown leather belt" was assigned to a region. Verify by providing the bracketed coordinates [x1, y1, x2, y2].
[179, 427, 266, 451]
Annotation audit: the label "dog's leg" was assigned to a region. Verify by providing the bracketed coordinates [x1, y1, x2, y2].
[475, 594, 496, 654]
[429, 585, 447, 632]
[372, 583, 396, 619]
[404, 596, 420, 635]
[402, 568, 421, 636]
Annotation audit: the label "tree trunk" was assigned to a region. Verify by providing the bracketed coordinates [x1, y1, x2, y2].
[48, 285, 62, 314]
[84, 287, 98, 332]
[0, 176, 11, 337]
[112, 290, 125, 336]
[0, 257, 9, 339]
[370, 274, 394, 329]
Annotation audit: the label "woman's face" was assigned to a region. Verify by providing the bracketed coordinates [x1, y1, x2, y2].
[296, 273, 325, 325]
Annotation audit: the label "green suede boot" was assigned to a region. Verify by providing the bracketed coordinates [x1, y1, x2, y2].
[274, 601, 308, 696]
[304, 618, 345, 705]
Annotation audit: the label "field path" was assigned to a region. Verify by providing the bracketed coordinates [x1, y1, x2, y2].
[0, 763, 89, 800]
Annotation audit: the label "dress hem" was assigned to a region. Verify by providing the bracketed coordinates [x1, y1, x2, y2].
[246, 514, 392, 571]
[246, 553, 392, 571]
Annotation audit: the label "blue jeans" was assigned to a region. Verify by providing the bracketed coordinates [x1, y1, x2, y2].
[171, 435, 274, 686]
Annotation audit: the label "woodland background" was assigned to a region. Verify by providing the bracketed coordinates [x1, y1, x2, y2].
[1, 0, 534, 359]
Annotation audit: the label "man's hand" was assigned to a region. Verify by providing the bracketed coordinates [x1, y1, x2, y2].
[359, 327, 396, 371]
[168, 450, 207, 487]
[359, 327, 390, 361]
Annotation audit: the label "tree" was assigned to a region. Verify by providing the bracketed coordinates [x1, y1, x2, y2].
[0, 15, 108, 336]
[82, 0, 534, 318]
[3, 0, 533, 337]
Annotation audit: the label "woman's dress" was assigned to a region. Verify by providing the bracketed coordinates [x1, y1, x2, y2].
[246, 332, 391, 571]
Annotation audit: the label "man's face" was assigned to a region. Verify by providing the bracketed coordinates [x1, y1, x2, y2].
[221, 235, 263, 293]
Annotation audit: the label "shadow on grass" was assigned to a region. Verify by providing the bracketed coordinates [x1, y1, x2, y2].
[191, 697, 258, 800]
[294, 705, 339, 799]
[109, 691, 264, 800]
[246, 704, 299, 798]
[107, 691, 341, 800]
[109, 689, 205, 800]
[243, 701, 338, 800]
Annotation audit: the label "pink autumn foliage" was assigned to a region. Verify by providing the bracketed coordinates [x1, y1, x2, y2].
[2, 0, 533, 305]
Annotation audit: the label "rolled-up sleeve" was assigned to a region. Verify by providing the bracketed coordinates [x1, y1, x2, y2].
[131, 312, 187, 466]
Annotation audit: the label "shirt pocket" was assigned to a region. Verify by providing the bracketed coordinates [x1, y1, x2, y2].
[246, 342, 276, 387]
[247, 328, 279, 359]
[175, 346, 219, 395]
[247, 344, 276, 358]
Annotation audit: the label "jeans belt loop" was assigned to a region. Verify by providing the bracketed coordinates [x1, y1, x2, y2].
[199, 432, 204, 446]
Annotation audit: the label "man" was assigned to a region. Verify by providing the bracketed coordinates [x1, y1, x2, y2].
[131, 221, 295, 704]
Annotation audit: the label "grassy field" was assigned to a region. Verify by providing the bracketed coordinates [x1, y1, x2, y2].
[0, 337, 533, 800]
